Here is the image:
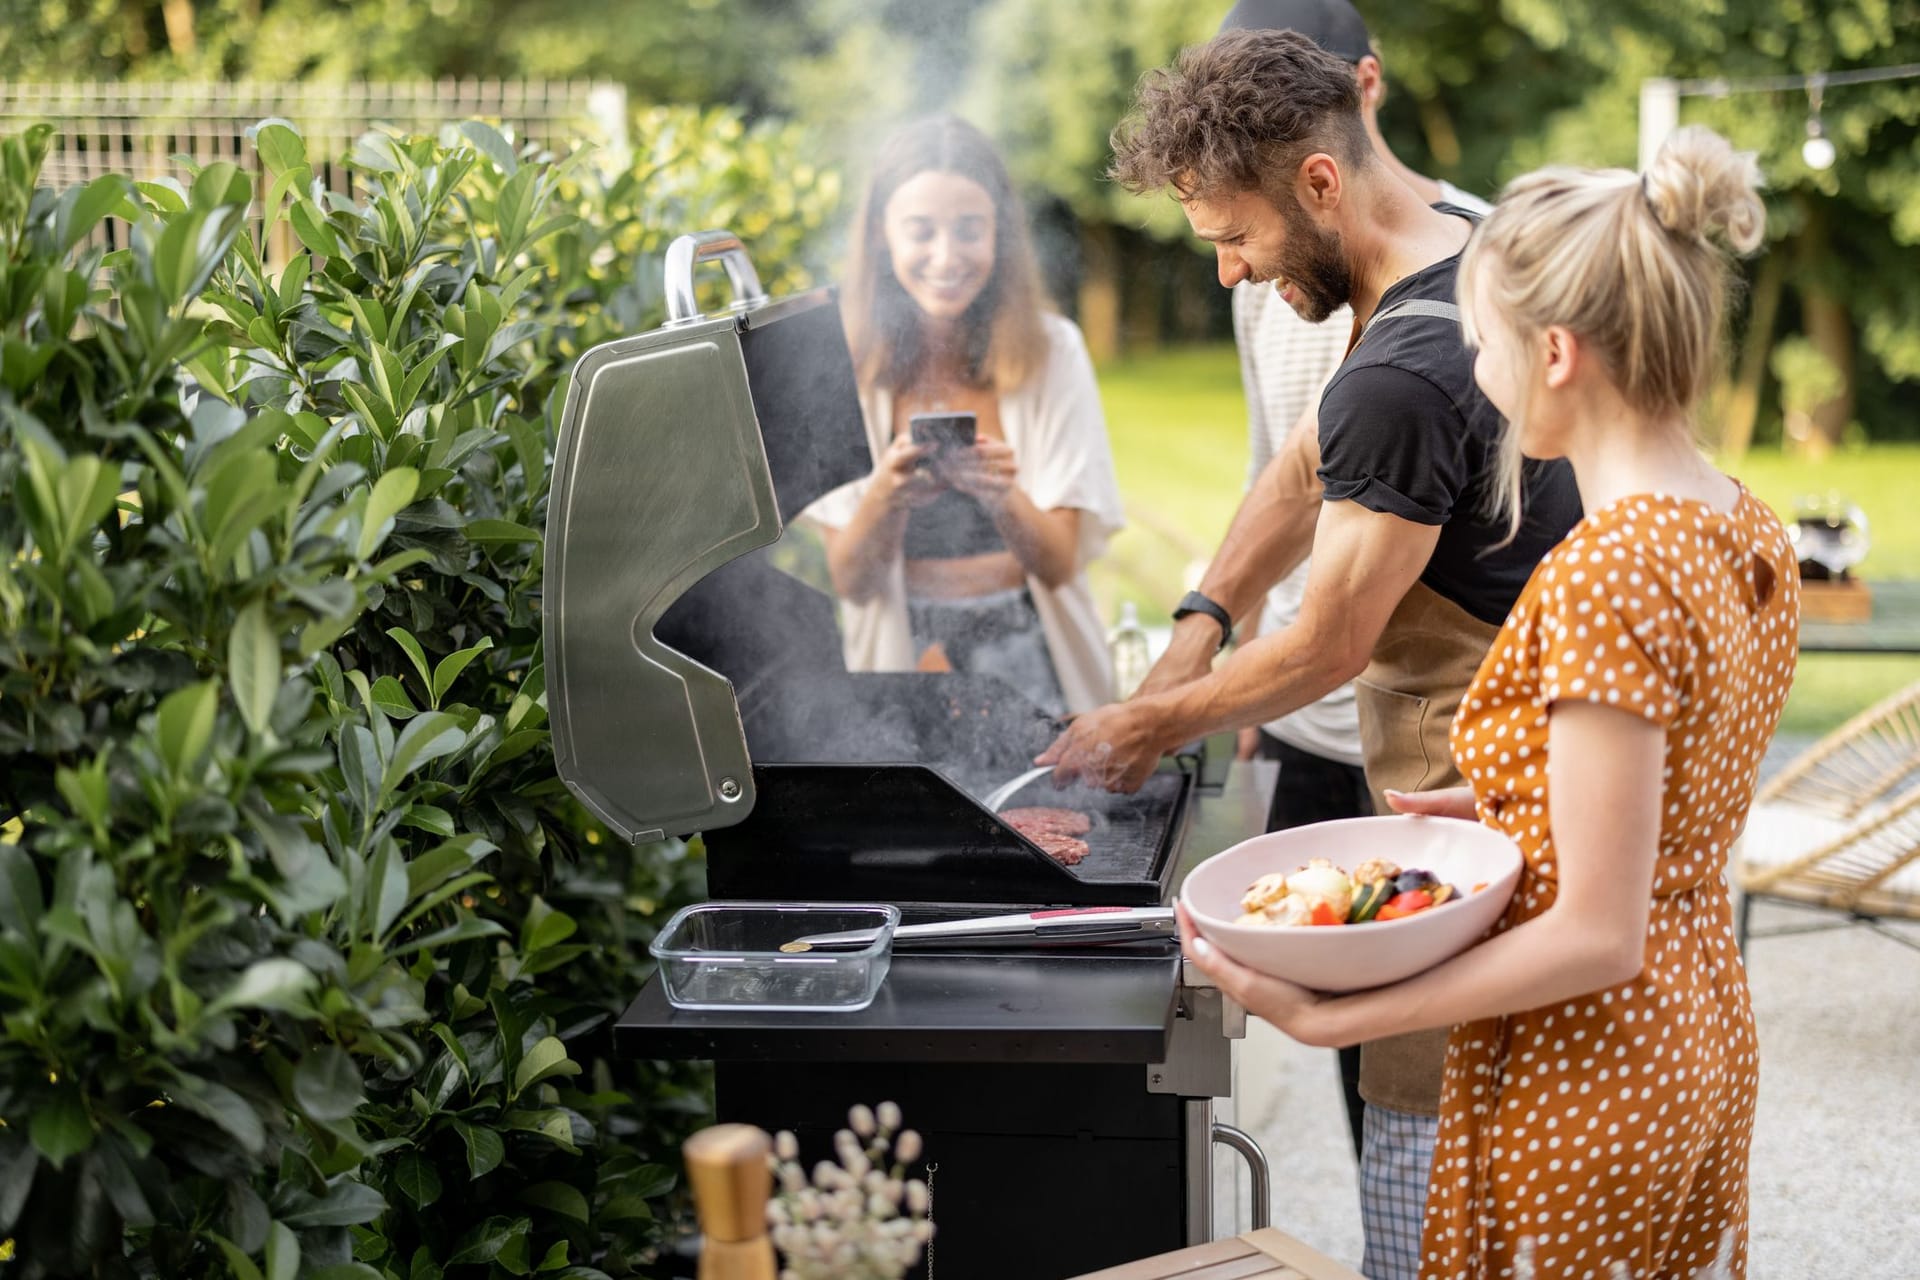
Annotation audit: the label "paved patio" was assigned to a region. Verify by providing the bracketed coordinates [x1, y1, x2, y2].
[1218, 890, 1920, 1278]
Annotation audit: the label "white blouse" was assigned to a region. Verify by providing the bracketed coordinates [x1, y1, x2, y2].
[801, 313, 1125, 714]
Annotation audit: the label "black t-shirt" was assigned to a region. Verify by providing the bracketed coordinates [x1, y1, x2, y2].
[1316, 214, 1582, 625]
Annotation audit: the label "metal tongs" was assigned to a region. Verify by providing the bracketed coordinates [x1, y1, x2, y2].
[780, 906, 1175, 953]
[980, 765, 1053, 812]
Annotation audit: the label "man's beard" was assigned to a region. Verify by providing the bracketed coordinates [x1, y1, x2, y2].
[1260, 208, 1351, 324]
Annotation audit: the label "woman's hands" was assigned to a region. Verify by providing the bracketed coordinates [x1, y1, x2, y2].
[1174, 903, 1338, 1047]
[1382, 786, 1478, 821]
[938, 438, 1019, 509]
[875, 436, 944, 510]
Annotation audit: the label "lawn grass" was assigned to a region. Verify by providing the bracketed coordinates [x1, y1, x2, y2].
[1092, 341, 1920, 735]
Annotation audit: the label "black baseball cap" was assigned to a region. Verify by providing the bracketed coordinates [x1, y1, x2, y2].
[1218, 0, 1374, 63]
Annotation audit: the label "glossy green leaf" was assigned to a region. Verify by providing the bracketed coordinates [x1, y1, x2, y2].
[386, 626, 434, 691]
[211, 958, 317, 1015]
[293, 1046, 363, 1122]
[511, 1036, 579, 1098]
[228, 601, 281, 737]
[455, 1122, 505, 1179]
[430, 636, 493, 706]
[276, 1179, 386, 1228]
[465, 519, 543, 545]
[519, 1181, 588, 1224]
[155, 680, 218, 780]
[208, 1233, 267, 1280]
[394, 1151, 443, 1210]
[382, 711, 466, 792]
[251, 119, 307, 177]
[29, 1092, 92, 1168]
[359, 467, 419, 559]
[289, 200, 339, 257]
[264, 1220, 299, 1280]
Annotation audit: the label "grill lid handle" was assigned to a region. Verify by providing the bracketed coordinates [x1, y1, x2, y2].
[664, 230, 768, 323]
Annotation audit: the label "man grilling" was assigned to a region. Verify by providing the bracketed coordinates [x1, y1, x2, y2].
[1035, 28, 1581, 1280]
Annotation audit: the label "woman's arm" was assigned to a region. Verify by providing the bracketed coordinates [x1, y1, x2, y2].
[1182, 699, 1666, 1046]
[823, 435, 937, 603]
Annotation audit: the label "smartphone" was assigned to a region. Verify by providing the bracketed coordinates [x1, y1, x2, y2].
[909, 412, 978, 453]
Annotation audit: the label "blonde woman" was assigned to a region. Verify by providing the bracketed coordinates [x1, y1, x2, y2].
[1178, 126, 1799, 1278]
[804, 116, 1124, 716]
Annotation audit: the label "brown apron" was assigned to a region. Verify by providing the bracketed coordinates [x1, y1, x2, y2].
[1352, 581, 1500, 1116]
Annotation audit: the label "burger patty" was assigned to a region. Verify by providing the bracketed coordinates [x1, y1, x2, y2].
[1001, 806, 1093, 837]
[1002, 806, 1094, 866]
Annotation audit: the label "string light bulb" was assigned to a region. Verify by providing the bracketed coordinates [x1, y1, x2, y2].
[1802, 74, 1836, 170]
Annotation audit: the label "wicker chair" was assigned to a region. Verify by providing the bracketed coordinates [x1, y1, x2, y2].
[1735, 680, 1920, 953]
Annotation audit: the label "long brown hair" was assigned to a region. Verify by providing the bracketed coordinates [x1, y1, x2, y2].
[842, 116, 1050, 396]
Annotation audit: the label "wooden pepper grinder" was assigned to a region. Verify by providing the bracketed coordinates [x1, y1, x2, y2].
[683, 1124, 778, 1280]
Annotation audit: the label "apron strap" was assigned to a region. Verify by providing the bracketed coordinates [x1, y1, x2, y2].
[1360, 296, 1462, 338]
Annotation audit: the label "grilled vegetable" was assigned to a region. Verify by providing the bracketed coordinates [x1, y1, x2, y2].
[1375, 889, 1436, 922]
[1287, 859, 1354, 919]
[1309, 900, 1344, 927]
[1348, 877, 1394, 923]
[1393, 869, 1437, 896]
[1430, 883, 1457, 906]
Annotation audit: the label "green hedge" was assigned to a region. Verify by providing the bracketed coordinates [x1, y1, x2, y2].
[0, 108, 840, 1279]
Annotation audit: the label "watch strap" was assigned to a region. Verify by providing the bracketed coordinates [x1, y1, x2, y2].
[1172, 590, 1233, 651]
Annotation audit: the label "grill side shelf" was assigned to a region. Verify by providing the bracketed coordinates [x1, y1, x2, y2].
[612, 951, 1180, 1064]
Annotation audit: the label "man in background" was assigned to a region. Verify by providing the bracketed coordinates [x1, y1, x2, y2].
[1208, 0, 1493, 1183]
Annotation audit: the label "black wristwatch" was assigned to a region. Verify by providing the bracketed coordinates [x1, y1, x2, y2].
[1171, 590, 1234, 652]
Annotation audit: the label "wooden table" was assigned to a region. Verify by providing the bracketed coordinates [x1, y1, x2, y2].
[1067, 1229, 1366, 1280]
[1799, 579, 1920, 654]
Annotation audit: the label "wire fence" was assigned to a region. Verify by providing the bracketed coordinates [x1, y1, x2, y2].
[0, 78, 628, 260]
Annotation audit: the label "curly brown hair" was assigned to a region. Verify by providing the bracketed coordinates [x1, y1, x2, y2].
[1109, 28, 1370, 204]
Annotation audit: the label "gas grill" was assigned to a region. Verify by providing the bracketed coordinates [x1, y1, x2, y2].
[544, 231, 1272, 1278]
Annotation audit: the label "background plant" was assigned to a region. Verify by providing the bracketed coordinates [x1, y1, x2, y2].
[0, 107, 838, 1279]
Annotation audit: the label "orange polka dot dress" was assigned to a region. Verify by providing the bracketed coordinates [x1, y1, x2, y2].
[1422, 487, 1800, 1280]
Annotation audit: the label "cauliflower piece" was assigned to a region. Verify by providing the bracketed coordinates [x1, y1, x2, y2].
[1260, 895, 1314, 928]
[1239, 872, 1291, 915]
[1353, 858, 1401, 885]
[1285, 858, 1353, 919]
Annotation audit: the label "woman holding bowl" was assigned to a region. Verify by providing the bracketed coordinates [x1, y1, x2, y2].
[804, 116, 1125, 717]
[1180, 126, 1798, 1279]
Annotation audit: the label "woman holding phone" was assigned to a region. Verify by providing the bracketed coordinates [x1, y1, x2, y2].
[804, 115, 1125, 716]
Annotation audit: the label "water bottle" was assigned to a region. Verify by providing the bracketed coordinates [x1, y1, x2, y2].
[1109, 600, 1151, 701]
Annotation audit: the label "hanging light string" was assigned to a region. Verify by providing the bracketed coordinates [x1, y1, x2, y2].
[1669, 62, 1920, 98]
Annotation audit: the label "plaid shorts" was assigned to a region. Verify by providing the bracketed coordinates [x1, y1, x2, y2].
[1358, 1103, 1438, 1280]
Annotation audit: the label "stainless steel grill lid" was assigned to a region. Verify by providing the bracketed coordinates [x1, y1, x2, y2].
[542, 232, 868, 843]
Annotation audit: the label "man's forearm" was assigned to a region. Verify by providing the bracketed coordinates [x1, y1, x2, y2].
[1135, 618, 1363, 748]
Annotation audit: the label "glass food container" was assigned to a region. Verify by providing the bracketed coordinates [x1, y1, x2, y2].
[649, 901, 899, 1012]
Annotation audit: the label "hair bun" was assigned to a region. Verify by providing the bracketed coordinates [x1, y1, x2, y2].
[1642, 126, 1766, 253]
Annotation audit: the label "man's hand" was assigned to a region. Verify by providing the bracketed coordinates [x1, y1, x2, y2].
[1035, 699, 1170, 793]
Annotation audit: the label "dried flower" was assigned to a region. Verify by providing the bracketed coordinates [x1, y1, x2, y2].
[765, 1102, 934, 1280]
[895, 1129, 922, 1164]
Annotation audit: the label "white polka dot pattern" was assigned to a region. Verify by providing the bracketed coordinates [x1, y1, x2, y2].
[1422, 488, 1800, 1280]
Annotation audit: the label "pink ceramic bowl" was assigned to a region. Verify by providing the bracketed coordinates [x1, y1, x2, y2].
[1179, 815, 1522, 993]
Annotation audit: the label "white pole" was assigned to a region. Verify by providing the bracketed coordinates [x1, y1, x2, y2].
[1639, 77, 1681, 171]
